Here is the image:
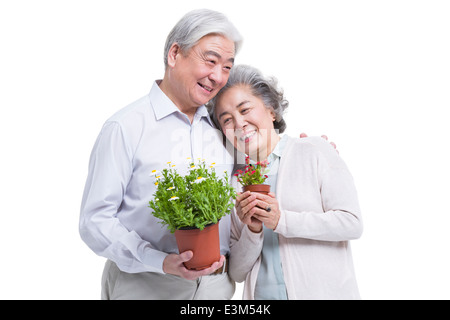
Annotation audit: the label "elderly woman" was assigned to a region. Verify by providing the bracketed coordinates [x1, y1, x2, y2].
[207, 65, 363, 300]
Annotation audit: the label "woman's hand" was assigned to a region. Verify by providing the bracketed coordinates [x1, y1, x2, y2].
[251, 192, 281, 230]
[235, 191, 263, 233]
[236, 191, 281, 231]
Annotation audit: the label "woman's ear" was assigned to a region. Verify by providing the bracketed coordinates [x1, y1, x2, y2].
[270, 110, 276, 122]
[167, 43, 181, 68]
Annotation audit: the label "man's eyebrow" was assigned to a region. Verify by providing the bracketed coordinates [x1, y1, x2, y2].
[218, 100, 250, 120]
[205, 50, 235, 64]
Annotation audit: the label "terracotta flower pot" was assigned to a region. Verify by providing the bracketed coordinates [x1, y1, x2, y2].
[243, 184, 271, 195]
[174, 222, 221, 270]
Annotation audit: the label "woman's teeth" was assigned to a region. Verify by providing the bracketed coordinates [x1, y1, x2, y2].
[240, 131, 256, 141]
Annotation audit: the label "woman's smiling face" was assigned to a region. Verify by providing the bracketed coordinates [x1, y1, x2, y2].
[215, 84, 279, 160]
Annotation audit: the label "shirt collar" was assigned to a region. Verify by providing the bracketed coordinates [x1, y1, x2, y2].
[195, 105, 215, 127]
[149, 80, 179, 120]
[271, 134, 288, 158]
[249, 134, 288, 165]
[149, 80, 214, 127]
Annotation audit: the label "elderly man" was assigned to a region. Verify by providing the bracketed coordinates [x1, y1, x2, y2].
[79, 9, 243, 300]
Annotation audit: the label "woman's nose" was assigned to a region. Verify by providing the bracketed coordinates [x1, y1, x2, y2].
[234, 115, 247, 130]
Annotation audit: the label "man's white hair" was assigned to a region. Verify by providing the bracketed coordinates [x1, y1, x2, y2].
[163, 9, 243, 68]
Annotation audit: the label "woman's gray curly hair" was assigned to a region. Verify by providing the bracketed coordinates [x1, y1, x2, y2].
[207, 64, 289, 133]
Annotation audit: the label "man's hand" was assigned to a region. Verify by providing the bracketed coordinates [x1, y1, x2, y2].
[300, 132, 339, 154]
[163, 251, 225, 281]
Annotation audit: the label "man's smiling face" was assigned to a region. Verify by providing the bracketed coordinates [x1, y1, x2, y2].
[169, 34, 235, 110]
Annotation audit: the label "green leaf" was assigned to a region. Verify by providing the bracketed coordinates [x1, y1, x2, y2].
[149, 160, 237, 233]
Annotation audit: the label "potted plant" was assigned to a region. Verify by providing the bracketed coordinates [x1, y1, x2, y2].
[148, 159, 236, 270]
[234, 156, 270, 194]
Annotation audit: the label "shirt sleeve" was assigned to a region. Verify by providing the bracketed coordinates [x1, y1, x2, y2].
[79, 121, 168, 273]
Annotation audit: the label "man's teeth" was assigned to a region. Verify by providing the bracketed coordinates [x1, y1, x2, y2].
[240, 131, 256, 141]
[198, 83, 213, 92]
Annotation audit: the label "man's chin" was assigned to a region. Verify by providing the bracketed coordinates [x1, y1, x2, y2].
[196, 97, 213, 106]
[194, 87, 216, 104]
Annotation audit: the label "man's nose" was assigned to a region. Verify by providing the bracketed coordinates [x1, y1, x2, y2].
[209, 66, 225, 85]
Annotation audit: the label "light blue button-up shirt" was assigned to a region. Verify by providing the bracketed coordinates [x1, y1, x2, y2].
[254, 134, 288, 300]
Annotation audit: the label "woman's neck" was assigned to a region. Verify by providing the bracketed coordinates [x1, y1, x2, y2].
[248, 133, 281, 162]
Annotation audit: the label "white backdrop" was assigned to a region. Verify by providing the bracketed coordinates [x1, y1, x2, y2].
[1, 0, 449, 300]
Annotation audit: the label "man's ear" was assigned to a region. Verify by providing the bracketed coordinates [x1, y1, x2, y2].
[167, 43, 181, 68]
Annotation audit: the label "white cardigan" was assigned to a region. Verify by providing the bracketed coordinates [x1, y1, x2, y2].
[229, 136, 363, 300]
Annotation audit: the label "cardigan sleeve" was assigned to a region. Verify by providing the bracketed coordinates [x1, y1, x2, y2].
[228, 206, 264, 283]
[274, 137, 363, 241]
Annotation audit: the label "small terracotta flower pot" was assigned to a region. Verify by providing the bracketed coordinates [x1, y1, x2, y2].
[174, 222, 221, 270]
[243, 184, 271, 195]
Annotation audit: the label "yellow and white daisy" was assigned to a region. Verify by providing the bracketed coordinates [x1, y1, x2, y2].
[149, 169, 160, 177]
[194, 177, 206, 184]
